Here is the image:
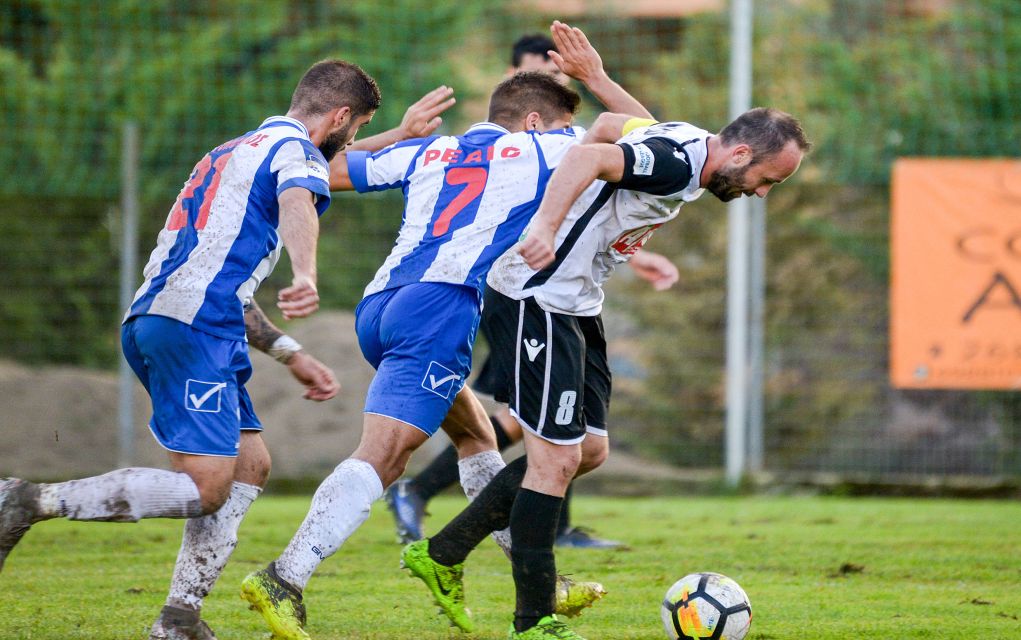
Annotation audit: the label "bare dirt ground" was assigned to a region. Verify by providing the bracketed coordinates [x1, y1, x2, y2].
[0, 311, 690, 490]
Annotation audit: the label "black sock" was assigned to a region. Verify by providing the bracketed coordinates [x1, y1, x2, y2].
[412, 415, 514, 501]
[511, 488, 562, 632]
[428, 456, 527, 566]
[411, 444, 460, 502]
[556, 483, 573, 537]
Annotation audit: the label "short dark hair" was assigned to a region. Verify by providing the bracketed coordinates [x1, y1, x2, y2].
[488, 72, 580, 129]
[289, 59, 381, 118]
[511, 34, 557, 67]
[718, 107, 812, 163]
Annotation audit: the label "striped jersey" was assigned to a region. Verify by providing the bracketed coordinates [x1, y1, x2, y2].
[126, 116, 332, 341]
[488, 121, 710, 316]
[346, 122, 586, 298]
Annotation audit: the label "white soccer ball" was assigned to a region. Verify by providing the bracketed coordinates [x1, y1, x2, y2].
[660, 572, 752, 640]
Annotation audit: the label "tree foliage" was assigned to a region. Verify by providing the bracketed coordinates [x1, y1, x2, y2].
[0, 0, 484, 364]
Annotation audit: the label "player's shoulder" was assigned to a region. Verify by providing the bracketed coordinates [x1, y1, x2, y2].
[528, 125, 585, 155]
[620, 121, 709, 146]
[532, 125, 586, 141]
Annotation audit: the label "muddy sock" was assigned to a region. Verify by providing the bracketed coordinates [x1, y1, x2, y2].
[38, 468, 202, 522]
[428, 456, 527, 566]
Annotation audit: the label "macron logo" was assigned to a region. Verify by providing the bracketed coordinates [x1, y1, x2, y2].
[422, 361, 461, 399]
[185, 380, 227, 413]
[523, 338, 546, 362]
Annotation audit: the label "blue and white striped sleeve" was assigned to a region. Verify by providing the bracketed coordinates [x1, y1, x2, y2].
[347, 137, 436, 193]
[271, 139, 332, 215]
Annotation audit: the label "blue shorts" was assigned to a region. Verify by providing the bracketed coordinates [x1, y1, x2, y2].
[355, 283, 481, 436]
[121, 315, 261, 457]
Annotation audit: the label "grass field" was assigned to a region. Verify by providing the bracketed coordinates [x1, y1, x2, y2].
[1, 494, 1020, 639]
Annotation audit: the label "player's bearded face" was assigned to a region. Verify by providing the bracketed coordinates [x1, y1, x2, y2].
[706, 163, 752, 202]
[318, 124, 351, 162]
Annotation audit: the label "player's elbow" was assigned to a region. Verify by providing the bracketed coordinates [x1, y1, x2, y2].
[588, 112, 627, 144]
[562, 144, 624, 184]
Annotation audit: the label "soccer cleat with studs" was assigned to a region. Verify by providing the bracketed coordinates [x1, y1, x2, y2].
[555, 526, 624, 549]
[400, 539, 473, 632]
[555, 575, 607, 618]
[509, 615, 587, 639]
[0, 478, 42, 573]
[384, 478, 427, 544]
[148, 605, 218, 640]
[240, 562, 309, 640]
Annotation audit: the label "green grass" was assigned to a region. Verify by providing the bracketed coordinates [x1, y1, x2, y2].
[1, 495, 1020, 639]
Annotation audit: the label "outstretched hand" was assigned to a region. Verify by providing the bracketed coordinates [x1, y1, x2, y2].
[277, 275, 319, 320]
[549, 20, 604, 84]
[286, 351, 340, 401]
[628, 250, 679, 291]
[399, 86, 456, 139]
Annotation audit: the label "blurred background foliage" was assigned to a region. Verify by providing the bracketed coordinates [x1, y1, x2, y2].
[0, 0, 1018, 474]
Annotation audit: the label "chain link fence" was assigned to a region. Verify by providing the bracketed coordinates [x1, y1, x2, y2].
[1, 0, 1018, 482]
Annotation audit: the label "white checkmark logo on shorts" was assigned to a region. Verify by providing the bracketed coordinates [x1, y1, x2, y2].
[185, 379, 227, 413]
[429, 373, 459, 389]
[422, 361, 461, 399]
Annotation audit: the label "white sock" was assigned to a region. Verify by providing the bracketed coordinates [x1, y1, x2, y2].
[37, 468, 202, 522]
[274, 459, 383, 591]
[457, 450, 512, 557]
[457, 450, 505, 500]
[166, 481, 261, 611]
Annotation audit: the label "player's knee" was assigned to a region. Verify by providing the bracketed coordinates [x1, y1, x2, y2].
[237, 451, 272, 488]
[352, 448, 411, 488]
[194, 477, 234, 514]
[551, 447, 583, 482]
[577, 439, 609, 476]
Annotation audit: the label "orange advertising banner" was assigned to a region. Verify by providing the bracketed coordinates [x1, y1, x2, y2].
[891, 158, 1021, 388]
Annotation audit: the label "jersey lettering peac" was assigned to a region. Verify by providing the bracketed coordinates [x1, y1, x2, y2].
[346, 122, 586, 297]
[488, 121, 710, 316]
[126, 116, 331, 341]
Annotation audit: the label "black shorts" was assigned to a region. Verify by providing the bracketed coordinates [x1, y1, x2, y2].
[479, 286, 611, 444]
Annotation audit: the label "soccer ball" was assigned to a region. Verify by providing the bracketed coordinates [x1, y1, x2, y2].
[660, 572, 752, 640]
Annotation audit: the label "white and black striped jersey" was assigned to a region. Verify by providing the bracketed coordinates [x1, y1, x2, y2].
[488, 121, 710, 316]
[346, 123, 585, 298]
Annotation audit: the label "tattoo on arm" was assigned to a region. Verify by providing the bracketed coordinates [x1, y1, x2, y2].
[244, 300, 284, 353]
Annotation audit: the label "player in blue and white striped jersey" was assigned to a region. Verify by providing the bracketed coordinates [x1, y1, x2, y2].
[240, 67, 654, 638]
[1, 60, 389, 639]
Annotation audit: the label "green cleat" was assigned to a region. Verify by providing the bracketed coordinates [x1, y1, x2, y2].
[240, 562, 309, 640]
[400, 539, 473, 632]
[555, 575, 606, 618]
[509, 615, 586, 639]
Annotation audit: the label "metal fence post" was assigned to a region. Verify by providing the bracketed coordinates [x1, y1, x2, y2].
[118, 121, 139, 468]
[726, 0, 754, 486]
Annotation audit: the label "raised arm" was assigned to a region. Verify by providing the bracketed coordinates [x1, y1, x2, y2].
[549, 20, 653, 120]
[348, 85, 454, 153]
[330, 86, 455, 191]
[244, 300, 340, 401]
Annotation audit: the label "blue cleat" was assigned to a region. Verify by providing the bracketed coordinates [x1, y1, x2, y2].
[384, 479, 426, 544]
[555, 527, 624, 550]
